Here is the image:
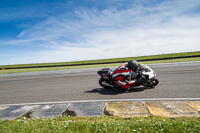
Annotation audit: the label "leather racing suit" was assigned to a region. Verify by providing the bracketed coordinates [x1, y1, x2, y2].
[112, 62, 137, 89]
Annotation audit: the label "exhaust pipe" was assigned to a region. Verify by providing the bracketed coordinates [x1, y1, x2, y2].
[102, 81, 114, 88]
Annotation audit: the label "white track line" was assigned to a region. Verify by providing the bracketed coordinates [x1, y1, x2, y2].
[1, 98, 200, 107]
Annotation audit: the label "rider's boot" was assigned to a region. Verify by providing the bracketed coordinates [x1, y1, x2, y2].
[124, 87, 131, 93]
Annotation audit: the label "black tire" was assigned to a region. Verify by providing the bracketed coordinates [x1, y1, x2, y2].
[152, 78, 159, 86]
[99, 78, 113, 89]
[142, 78, 159, 87]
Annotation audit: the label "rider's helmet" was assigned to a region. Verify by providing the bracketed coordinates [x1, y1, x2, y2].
[127, 60, 139, 72]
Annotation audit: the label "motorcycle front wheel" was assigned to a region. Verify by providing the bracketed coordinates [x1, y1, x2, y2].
[142, 78, 159, 87]
[152, 78, 159, 86]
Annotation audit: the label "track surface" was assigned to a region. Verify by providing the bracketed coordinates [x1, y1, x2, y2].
[0, 62, 200, 105]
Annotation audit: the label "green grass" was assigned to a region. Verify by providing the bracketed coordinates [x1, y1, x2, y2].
[1, 51, 200, 69]
[0, 116, 199, 133]
[0, 57, 200, 74]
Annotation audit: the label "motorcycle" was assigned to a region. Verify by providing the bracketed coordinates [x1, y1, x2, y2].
[97, 64, 159, 90]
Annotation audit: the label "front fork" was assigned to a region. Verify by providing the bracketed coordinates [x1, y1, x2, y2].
[142, 78, 156, 87]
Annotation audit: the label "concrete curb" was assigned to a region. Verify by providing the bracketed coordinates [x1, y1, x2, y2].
[0, 100, 199, 120]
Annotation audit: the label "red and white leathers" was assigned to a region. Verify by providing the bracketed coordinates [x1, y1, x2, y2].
[112, 63, 136, 89]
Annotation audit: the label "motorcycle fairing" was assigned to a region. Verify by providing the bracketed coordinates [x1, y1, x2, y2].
[141, 65, 156, 79]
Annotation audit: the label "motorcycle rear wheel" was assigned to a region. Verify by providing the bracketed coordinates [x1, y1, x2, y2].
[99, 78, 113, 89]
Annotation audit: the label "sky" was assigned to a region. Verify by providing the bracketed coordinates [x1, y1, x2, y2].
[0, 0, 200, 65]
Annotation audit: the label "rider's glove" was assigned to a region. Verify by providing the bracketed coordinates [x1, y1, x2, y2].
[138, 70, 142, 76]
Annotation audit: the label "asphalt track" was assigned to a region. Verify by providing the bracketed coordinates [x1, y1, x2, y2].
[0, 61, 200, 105]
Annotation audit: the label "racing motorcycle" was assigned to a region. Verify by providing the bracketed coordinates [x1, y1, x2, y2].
[97, 64, 159, 89]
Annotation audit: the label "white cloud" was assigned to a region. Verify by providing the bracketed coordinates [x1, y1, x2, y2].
[1, 0, 200, 65]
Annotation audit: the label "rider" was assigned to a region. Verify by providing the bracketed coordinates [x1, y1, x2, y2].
[112, 60, 145, 93]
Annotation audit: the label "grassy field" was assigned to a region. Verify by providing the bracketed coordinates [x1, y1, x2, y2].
[0, 57, 200, 74]
[0, 115, 199, 133]
[1, 51, 200, 69]
[0, 51, 200, 74]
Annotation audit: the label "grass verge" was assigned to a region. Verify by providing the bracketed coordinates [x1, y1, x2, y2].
[0, 57, 200, 74]
[1, 51, 200, 69]
[0, 115, 199, 133]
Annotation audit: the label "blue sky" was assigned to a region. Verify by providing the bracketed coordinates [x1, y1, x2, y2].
[0, 0, 200, 65]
